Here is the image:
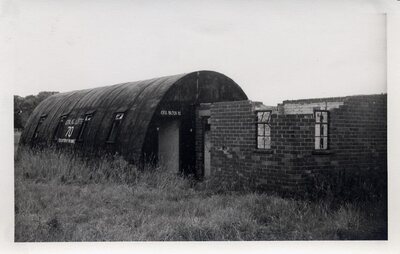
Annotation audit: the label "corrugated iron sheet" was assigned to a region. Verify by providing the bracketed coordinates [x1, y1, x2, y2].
[20, 70, 247, 162]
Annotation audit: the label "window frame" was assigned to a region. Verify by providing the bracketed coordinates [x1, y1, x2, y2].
[32, 115, 47, 141]
[255, 110, 272, 150]
[53, 114, 69, 141]
[106, 112, 125, 143]
[76, 113, 94, 142]
[314, 110, 330, 150]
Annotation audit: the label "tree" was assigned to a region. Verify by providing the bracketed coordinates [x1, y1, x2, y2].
[14, 91, 59, 130]
[14, 95, 24, 130]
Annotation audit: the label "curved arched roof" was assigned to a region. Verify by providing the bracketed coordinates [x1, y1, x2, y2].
[20, 70, 248, 160]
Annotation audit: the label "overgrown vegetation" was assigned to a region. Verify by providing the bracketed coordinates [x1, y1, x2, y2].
[309, 166, 387, 204]
[14, 91, 59, 130]
[15, 145, 387, 241]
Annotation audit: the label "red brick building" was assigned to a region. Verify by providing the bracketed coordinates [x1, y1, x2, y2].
[195, 94, 387, 195]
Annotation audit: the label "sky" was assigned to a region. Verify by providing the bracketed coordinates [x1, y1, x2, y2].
[1, 0, 389, 105]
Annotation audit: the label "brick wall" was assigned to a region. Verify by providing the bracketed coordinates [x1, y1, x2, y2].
[207, 94, 387, 196]
[281, 101, 344, 114]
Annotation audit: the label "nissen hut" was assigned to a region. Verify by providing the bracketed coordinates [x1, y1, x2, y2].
[20, 70, 387, 194]
[20, 71, 248, 177]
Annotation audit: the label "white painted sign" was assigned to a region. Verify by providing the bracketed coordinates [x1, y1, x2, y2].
[160, 110, 181, 116]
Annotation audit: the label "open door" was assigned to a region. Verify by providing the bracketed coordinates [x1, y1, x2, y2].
[204, 128, 211, 178]
[158, 120, 180, 173]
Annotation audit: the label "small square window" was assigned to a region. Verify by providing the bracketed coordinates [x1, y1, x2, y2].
[32, 115, 47, 141]
[106, 112, 125, 143]
[115, 113, 124, 120]
[53, 114, 68, 141]
[77, 113, 93, 142]
[85, 115, 92, 121]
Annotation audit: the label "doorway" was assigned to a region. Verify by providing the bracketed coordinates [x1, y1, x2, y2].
[158, 120, 180, 173]
[204, 128, 211, 178]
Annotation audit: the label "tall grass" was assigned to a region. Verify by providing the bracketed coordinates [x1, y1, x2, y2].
[14, 147, 387, 241]
[16, 147, 140, 185]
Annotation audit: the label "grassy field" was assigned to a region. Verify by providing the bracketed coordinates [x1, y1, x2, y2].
[14, 140, 387, 241]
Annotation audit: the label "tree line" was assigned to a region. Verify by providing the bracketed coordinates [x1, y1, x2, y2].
[14, 91, 59, 130]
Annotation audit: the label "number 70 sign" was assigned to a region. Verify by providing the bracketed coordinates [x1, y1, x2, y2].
[65, 126, 74, 138]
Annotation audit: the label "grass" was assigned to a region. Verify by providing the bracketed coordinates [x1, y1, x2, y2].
[14, 142, 387, 241]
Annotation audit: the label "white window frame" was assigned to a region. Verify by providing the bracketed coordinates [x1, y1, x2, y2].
[256, 110, 272, 150]
[314, 110, 329, 150]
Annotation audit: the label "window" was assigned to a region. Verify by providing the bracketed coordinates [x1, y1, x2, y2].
[256, 110, 271, 149]
[32, 115, 47, 141]
[315, 110, 329, 150]
[77, 114, 93, 142]
[53, 115, 68, 141]
[106, 112, 125, 143]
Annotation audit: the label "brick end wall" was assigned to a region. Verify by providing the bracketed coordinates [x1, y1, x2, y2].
[208, 95, 387, 196]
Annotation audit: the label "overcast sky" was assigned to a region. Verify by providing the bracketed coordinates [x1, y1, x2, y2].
[2, 0, 388, 105]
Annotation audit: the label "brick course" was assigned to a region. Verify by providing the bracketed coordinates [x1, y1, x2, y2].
[205, 94, 387, 195]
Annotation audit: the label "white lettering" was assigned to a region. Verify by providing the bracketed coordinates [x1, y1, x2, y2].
[65, 126, 74, 138]
[57, 138, 76, 144]
[160, 110, 181, 116]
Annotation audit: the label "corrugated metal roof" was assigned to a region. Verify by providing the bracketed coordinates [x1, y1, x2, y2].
[20, 70, 247, 161]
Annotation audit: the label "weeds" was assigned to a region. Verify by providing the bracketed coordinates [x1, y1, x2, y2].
[309, 166, 387, 205]
[16, 147, 139, 185]
[14, 147, 387, 241]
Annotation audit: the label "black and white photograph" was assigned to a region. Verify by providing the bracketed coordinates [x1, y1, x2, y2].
[1, 0, 400, 253]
